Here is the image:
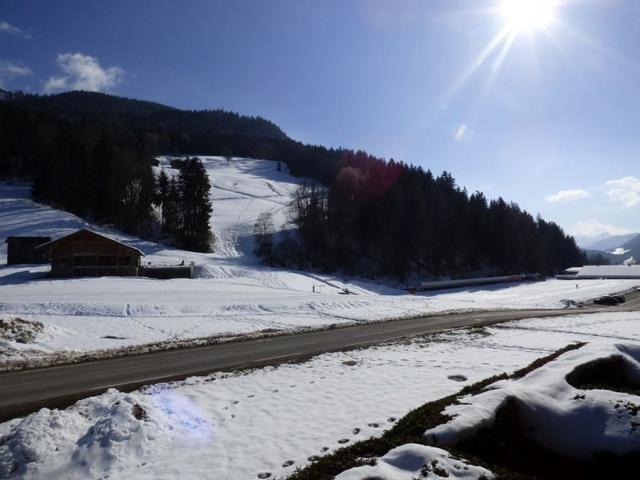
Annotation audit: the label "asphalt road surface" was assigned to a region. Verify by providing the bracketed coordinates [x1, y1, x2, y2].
[2, 297, 639, 422]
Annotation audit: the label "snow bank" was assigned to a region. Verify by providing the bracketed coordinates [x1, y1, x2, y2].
[0, 389, 212, 479]
[335, 444, 494, 480]
[425, 342, 640, 459]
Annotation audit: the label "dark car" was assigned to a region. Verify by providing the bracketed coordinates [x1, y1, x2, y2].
[593, 295, 623, 306]
[612, 295, 626, 303]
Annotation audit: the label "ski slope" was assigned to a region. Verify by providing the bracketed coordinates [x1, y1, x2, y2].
[1, 157, 640, 368]
[157, 156, 300, 259]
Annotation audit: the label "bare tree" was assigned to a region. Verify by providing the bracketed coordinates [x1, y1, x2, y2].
[254, 211, 275, 260]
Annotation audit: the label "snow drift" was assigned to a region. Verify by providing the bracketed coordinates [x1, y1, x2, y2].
[335, 444, 494, 480]
[425, 342, 640, 459]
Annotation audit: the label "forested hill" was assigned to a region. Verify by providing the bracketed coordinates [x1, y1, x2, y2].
[4, 90, 288, 141]
[0, 89, 584, 278]
[2, 90, 344, 183]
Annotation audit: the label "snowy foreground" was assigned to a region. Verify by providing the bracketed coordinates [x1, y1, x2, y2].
[2, 161, 639, 368]
[340, 340, 640, 480]
[425, 342, 640, 457]
[1, 311, 639, 479]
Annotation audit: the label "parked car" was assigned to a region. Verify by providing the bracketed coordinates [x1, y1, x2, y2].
[612, 295, 626, 303]
[593, 295, 624, 306]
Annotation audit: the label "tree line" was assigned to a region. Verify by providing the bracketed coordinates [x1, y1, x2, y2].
[256, 151, 584, 280]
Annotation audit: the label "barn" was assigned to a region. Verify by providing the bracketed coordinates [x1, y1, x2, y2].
[37, 229, 144, 277]
[557, 264, 640, 280]
[5, 236, 51, 264]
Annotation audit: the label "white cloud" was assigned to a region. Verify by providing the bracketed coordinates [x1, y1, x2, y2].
[570, 219, 633, 238]
[0, 21, 31, 39]
[451, 123, 468, 142]
[44, 53, 124, 93]
[42, 76, 67, 92]
[0, 61, 33, 88]
[605, 176, 640, 207]
[544, 189, 590, 203]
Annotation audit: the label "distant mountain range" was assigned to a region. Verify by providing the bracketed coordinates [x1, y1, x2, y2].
[581, 232, 639, 264]
[584, 233, 639, 251]
[620, 234, 640, 258]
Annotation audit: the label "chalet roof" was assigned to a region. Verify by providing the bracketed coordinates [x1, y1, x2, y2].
[36, 228, 145, 256]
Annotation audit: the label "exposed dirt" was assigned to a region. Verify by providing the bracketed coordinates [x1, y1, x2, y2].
[0, 318, 43, 344]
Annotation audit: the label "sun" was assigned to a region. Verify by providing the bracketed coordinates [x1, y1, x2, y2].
[500, 0, 556, 31]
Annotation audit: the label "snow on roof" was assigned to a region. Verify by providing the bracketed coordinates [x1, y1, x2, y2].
[561, 267, 582, 274]
[37, 228, 145, 256]
[576, 264, 640, 278]
[424, 342, 640, 459]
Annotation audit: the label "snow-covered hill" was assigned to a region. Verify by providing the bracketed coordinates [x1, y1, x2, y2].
[2, 158, 640, 369]
[157, 156, 299, 259]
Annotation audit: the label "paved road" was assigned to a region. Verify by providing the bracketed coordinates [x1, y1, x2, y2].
[1, 298, 639, 422]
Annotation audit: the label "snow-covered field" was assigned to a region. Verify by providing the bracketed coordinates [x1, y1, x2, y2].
[2, 157, 640, 368]
[2, 311, 639, 479]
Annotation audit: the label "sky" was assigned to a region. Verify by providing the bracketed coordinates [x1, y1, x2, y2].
[1, 0, 639, 243]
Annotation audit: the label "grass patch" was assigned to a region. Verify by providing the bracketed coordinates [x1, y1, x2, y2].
[287, 342, 585, 480]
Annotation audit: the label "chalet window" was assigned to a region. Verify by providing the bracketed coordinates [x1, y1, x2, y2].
[99, 256, 118, 266]
[75, 256, 96, 266]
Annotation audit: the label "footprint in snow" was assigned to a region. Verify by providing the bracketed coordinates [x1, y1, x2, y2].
[282, 460, 295, 468]
[257, 473, 271, 479]
[338, 438, 350, 444]
[307, 455, 321, 461]
[448, 374, 468, 382]
[387, 417, 397, 423]
[352, 428, 360, 435]
[368, 423, 379, 428]
[321, 447, 329, 452]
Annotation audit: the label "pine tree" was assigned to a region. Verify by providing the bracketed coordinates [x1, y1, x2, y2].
[177, 158, 213, 252]
[163, 177, 181, 236]
[155, 169, 169, 207]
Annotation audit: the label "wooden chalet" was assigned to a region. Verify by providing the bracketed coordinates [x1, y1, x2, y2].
[37, 229, 144, 277]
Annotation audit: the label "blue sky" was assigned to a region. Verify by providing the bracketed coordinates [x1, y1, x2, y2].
[2, 0, 639, 242]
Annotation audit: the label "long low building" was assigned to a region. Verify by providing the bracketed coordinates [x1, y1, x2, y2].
[558, 264, 640, 280]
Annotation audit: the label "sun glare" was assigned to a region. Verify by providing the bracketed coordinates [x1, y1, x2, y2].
[500, 0, 555, 31]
